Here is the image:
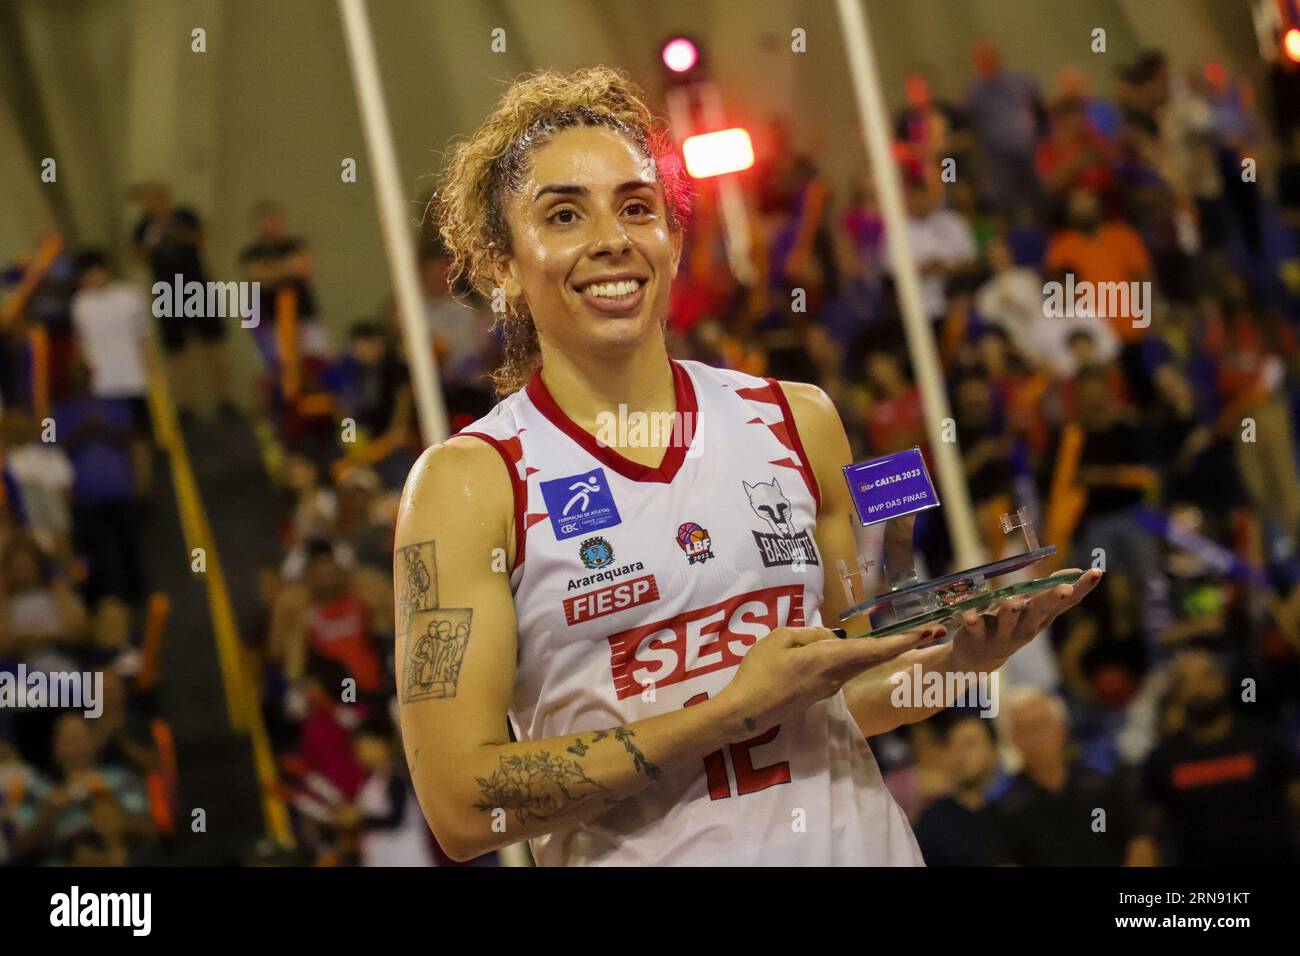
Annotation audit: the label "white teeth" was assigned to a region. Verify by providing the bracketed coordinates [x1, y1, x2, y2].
[584, 279, 641, 299]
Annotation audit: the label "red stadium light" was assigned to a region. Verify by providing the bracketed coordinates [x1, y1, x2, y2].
[662, 37, 698, 74]
[1286, 28, 1300, 63]
[682, 128, 754, 178]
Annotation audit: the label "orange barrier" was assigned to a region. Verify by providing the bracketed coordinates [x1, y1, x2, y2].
[1043, 421, 1088, 560]
[274, 284, 335, 421]
[146, 718, 179, 836]
[136, 592, 171, 693]
[0, 233, 62, 328]
[276, 286, 301, 401]
[29, 326, 49, 421]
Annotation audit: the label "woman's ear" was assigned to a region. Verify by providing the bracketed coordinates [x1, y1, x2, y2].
[669, 225, 684, 279]
[491, 255, 524, 305]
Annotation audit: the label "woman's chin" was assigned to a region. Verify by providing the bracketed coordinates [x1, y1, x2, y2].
[569, 316, 657, 357]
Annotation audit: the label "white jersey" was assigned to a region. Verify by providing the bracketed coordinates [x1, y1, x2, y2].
[461, 359, 922, 866]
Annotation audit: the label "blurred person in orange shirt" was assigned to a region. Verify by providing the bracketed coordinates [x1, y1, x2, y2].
[1044, 187, 1155, 399]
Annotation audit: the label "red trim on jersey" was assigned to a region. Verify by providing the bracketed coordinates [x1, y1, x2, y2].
[525, 359, 698, 484]
[459, 431, 528, 570]
[765, 378, 822, 512]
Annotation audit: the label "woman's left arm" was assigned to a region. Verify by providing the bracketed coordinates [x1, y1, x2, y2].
[779, 379, 1102, 737]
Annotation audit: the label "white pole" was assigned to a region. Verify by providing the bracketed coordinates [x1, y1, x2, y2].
[699, 83, 756, 287]
[337, 0, 448, 444]
[834, 0, 984, 568]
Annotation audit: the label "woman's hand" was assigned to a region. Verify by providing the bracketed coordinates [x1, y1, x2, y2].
[943, 568, 1103, 673]
[716, 623, 942, 735]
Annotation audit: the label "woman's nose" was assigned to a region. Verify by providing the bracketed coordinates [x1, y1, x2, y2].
[590, 214, 632, 255]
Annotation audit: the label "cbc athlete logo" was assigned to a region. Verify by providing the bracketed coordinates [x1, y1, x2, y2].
[541, 468, 622, 540]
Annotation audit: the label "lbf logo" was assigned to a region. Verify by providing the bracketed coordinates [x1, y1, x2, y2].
[541, 468, 622, 540]
[676, 521, 714, 565]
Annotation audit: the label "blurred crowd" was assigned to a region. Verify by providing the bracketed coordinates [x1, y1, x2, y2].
[3, 39, 1300, 866]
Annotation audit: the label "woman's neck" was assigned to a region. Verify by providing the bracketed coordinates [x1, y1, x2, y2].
[536, 337, 676, 433]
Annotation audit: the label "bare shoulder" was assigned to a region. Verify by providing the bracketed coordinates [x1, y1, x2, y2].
[397, 435, 515, 545]
[775, 379, 848, 452]
[775, 379, 852, 505]
[776, 379, 836, 423]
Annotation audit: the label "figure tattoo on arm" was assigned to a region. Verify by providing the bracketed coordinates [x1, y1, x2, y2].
[396, 539, 473, 702]
[397, 540, 437, 638]
[403, 607, 472, 702]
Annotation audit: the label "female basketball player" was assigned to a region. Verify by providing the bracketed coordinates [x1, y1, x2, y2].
[395, 67, 1101, 865]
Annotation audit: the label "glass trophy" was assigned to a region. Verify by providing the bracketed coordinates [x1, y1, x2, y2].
[839, 448, 1085, 638]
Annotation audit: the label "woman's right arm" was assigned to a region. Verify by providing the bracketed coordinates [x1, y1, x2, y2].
[395, 437, 927, 861]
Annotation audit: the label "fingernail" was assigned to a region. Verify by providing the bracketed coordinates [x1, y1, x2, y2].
[831, 627, 847, 639]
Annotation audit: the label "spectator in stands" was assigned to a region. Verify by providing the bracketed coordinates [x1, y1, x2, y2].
[54, 363, 147, 607]
[12, 713, 153, 865]
[332, 465, 393, 572]
[994, 687, 1154, 865]
[1044, 186, 1155, 401]
[1, 409, 74, 555]
[337, 718, 437, 867]
[912, 711, 1008, 866]
[282, 452, 337, 550]
[0, 532, 86, 668]
[328, 320, 414, 488]
[965, 40, 1045, 216]
[129, 182, 232, 417]
[1070, 368, 1162, 590]
[94, 669, 159, 779]
[861, 347, 926, 457]
[70, 249, 152, 495]
[1055, 65, 1122, 140]
[420, 243, 493, 422]
[1205, 287, 1300, 552]
[1148, 361, 1242, 519]
[272, 539, 388, 707]
[1141, 649, 1300, 864]
[894, 67, 971, 195]
[952, 369, 1014, 516]
[0, 737, 44, 864]
[885, 179, 976, 325]
[239, 200, 328, 371]
[1036, 95, 1118, 209]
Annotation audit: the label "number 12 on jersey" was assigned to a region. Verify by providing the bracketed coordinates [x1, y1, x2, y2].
[684, 693, 792, 800]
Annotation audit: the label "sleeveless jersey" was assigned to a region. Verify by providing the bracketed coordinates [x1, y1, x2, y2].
[462, 359, 922, 866]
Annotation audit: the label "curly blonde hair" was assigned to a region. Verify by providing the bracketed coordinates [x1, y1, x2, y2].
[432, 66, 689, 396]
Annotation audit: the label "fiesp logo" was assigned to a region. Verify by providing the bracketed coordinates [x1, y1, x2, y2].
[564, 574, 660, 625]
[607, 585, 806, 700]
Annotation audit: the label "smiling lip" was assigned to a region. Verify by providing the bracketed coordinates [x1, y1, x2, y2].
[574, 275, 648, 317]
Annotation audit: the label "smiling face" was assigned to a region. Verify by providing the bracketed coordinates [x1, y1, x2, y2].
[495, 124, 682, 363]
